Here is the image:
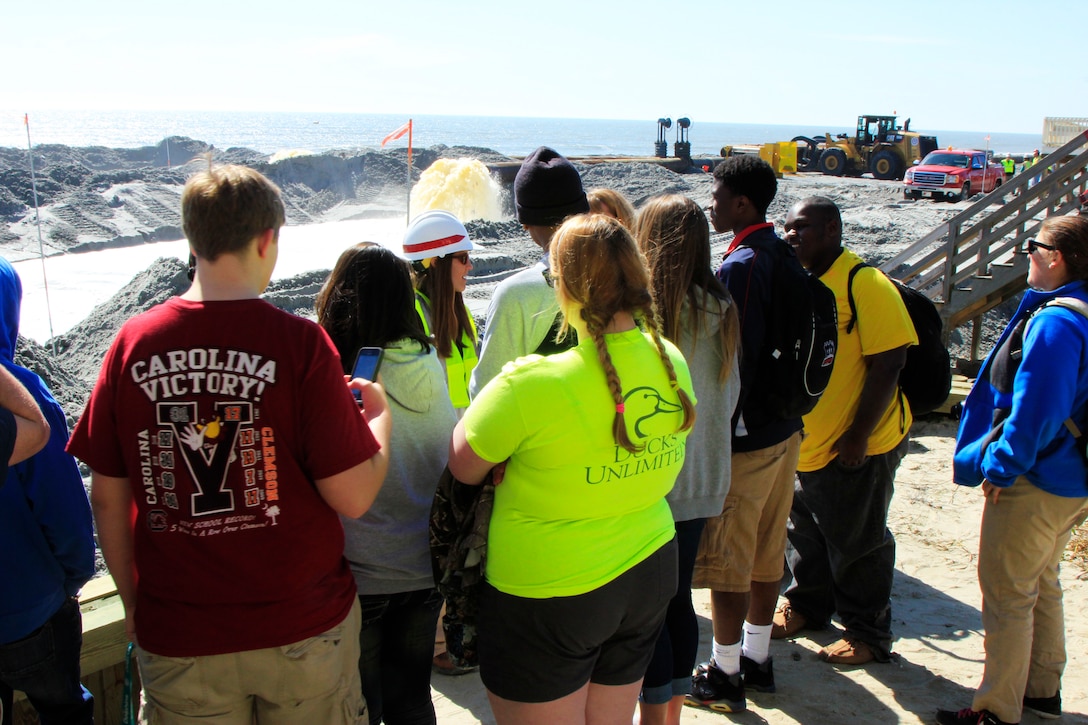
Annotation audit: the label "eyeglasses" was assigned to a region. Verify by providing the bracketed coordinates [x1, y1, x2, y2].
[542, 268, 556, 288]
[449, 252, 470, 265]
[1026, 238, 1057, 254]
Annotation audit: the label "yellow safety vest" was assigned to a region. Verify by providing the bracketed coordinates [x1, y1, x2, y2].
[415, 292, 478, 409]
[1002, 158, 1015, 174]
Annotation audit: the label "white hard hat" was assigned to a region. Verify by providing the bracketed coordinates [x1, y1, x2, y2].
[402, 210, 473, 262]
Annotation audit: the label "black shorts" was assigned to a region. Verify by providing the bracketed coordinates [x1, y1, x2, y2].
[477, 538, 677, 703]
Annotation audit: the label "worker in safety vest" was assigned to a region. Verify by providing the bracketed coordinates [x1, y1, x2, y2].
[1002, 155, 1015, 180]
[1027, 150, 1042, 188]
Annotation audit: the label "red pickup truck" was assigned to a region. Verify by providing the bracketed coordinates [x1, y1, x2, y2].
[903, 149, 1004, 202]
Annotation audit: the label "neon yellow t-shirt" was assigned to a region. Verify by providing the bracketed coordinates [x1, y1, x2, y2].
[464, 328, 695, 598]
[798, 249, 918, 472]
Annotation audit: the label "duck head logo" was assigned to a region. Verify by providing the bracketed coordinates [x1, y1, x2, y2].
[623, 386, 683, 439]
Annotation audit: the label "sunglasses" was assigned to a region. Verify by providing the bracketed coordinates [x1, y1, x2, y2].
[449, 252, 470, 265]
[542, 268, 556, 288]
[1026, 238, 1057, 254]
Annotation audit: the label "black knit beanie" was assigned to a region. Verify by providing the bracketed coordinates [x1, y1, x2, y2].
[514, 147, 590, 226]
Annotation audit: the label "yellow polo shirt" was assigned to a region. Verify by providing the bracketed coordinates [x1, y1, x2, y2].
[798, 249, 918, 472]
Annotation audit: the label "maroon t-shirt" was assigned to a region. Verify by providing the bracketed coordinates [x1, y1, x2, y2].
[68, 297, 379, 656]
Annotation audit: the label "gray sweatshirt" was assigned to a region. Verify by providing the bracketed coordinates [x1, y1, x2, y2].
[342, 338, 457, 595]
[469, 260, 559, 398]
[667, 296, 741, 522]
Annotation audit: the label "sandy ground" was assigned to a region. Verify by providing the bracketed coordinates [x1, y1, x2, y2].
[427, 418, 1088, 725]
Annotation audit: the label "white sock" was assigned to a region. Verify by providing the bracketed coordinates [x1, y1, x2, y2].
[711, 639, 741, 675]
[741, 622, 773, 664]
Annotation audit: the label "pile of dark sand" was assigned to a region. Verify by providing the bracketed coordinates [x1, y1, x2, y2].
[0, 139, 515, 260]
[3, 141, 1017, 423]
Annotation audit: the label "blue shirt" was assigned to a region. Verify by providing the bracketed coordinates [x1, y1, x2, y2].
[0, 258, 95, 643]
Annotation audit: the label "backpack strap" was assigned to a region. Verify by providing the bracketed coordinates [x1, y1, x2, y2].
[1043, 296, 1088, 320]
[845, 261, 908, 429]
[845, 262, 871, 335]
[1029, 296, 1088, 449]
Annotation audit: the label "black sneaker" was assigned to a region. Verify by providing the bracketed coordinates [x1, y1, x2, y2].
[1023, 692, 1061, 720]
[935, 707, 1018, 725]
[685, 661, 745, 713]
[740, 655, 776, 693]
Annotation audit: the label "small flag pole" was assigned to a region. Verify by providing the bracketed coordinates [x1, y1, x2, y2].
[406, 119, 413, 226]
[984, 135, 991, 191]
[23, 114, 56, 353]
[382, 119, 415, 226]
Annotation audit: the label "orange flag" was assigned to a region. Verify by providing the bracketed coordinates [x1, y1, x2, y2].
[381, 120, 412, 147]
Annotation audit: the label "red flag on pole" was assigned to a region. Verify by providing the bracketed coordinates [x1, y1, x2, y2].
[381, 120, 412, 147]
[380, 120, 414, 224]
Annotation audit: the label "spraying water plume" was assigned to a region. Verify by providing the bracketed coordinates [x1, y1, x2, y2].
[411, 158, 504, 221]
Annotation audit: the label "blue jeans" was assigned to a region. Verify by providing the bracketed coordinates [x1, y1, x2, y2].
[0, 597, 93, 725]
[357, 588, 442, 725]
[641, 518, 706, 704]
[784, 438, 908, 660]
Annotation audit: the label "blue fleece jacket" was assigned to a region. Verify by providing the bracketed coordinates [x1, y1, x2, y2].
[954, 280, 1088, 497]
[0, 257, 95, 643]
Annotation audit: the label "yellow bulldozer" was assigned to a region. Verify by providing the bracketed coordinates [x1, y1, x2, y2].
[794, 115, 938, 180]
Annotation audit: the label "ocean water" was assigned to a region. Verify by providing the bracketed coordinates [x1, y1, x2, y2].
[0, 109, 1043, 157]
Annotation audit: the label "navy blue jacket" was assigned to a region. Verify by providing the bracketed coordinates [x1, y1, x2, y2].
[0, 257, 95, 643]
[716, 223, 804, 452]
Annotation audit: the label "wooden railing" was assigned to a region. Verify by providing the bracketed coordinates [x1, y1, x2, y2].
[880, 131, 1088, 359]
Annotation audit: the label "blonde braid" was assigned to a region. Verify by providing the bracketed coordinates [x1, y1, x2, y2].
[587, 320, 641, 453]
[642, 308, 696, 432]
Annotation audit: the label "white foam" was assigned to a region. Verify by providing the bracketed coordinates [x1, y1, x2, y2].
[12, 217, 408, 343]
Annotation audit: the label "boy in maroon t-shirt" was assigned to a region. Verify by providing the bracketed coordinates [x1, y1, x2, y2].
[68, 164, 391, 725]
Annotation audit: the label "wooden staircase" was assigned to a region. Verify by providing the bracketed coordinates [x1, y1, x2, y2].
[880, 131, 1088, 360]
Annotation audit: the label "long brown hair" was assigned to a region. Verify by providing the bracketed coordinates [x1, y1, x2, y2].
[414, 256, 475, 359]
[636, 194, 739, 382]
[550, 214, 695, 452]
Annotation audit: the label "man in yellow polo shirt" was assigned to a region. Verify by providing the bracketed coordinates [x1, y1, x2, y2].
[772, 196, 917, 665]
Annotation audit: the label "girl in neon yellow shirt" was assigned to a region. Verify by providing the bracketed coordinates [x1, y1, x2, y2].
[449, 214, 696, 725]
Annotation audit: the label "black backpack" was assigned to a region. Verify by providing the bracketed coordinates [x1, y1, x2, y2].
[989, 296, 1088, 463]
[846, 263, 952, 416]
[744, 237, 838, 419]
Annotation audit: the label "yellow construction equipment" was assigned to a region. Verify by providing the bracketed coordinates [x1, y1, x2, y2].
[795, 115, 938, 180]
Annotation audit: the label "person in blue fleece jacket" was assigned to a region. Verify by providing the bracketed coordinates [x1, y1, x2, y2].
[940, 215, 1088, 725]
[0, 256, 95, 724]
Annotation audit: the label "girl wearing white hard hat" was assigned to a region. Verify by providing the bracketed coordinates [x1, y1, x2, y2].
[402, 210, 478, 412]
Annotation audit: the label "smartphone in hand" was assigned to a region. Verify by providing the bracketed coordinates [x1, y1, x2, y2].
[351, 347, 384, 402]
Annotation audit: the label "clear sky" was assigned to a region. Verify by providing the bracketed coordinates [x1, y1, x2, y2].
[4, 0, 1084, 134]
